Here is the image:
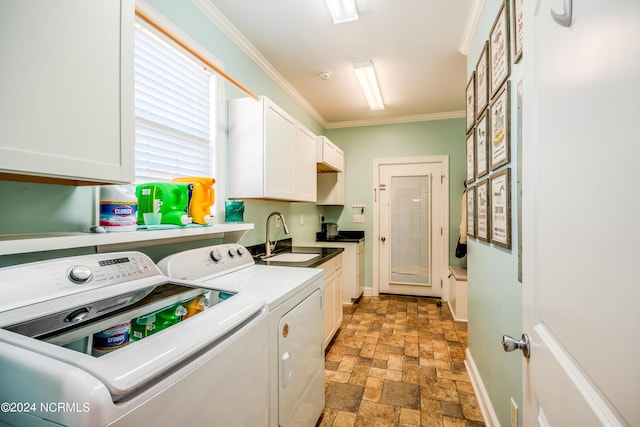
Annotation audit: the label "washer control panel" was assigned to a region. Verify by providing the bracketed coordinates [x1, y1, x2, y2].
[157, 244, 254, 281]
[0, 252, 161, 313]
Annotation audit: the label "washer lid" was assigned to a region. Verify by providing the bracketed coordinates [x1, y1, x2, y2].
[0, 288, 266, 399]
[198, 265, 323, 309]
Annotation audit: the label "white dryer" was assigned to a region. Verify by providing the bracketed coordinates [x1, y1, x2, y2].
[0, 251, 269, 427]
[158, 244, 325, 427]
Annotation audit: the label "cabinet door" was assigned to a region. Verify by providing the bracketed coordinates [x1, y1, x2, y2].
[334, 267, 343, 329]
[295, 124, 317, 202]
[264, 100, 296, 199]
[322, 270, 336, 349]
[0, 0, 134, 184]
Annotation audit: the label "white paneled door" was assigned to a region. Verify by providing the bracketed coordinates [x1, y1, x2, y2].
[520, 1, 640, 426]
[377, 159, 445, 298]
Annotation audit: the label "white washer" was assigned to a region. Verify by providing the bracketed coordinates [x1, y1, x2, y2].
[0, 251, 269, 427]
[158, 244, 325, 427]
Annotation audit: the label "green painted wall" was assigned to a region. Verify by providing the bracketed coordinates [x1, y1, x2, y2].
[0, 1, 466, 272]
[466, 1, 523, 426]
[323, 120, 467, 290]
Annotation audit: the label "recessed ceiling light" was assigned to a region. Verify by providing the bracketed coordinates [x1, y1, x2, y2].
[324, 0, 358, 24]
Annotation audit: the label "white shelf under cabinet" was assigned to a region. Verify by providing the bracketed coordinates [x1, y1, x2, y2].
[0, 223, 254, 256]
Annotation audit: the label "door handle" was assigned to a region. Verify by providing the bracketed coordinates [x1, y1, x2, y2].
[550, 0, 572, 27]
[502, 333, 530, 358]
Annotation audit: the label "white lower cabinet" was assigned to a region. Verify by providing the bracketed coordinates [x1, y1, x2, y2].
[320, 254, 343, 349]
[316, 240, 363, 304]
[448, 266, 467, 322]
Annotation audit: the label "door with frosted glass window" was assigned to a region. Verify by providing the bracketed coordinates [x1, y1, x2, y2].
[379, 162, 444, 297]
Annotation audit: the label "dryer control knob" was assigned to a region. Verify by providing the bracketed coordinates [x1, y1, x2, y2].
[210, 250, 222, 262]
[228, 249, 236, 257]
[236, 247, 244, 256]
[69, 265, 92, 283]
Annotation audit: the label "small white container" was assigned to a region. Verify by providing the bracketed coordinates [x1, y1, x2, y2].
[99, 185, 138, 232]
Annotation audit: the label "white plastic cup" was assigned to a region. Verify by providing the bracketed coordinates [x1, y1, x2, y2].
[143, 212, 162, 225]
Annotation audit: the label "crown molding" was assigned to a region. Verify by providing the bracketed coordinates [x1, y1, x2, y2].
[191, 0, 328, 127]
[191, 0, 465, 131]
[459, 0, 485, 55]
[326, 110, 465, 129]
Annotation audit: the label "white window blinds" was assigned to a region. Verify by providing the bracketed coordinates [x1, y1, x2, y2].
[134, 23, 215, 183]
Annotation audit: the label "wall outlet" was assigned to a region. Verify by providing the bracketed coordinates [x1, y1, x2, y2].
[275, 216, 281, 227]
[352, 214, 365, 223]
[510, 398, 518, 427]
[300, 214, 304, 225]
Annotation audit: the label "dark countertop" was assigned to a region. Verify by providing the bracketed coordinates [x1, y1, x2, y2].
[247, 239, 343, 268]
[315, 230, 365, 243]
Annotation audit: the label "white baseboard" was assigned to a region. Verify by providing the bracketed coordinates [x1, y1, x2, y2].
[465, 348, 500, 427]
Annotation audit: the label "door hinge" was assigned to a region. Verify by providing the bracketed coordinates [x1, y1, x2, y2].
[441, 175, 445, 184]
[440, 227, 443, 236]
[440, 279, 443, 288]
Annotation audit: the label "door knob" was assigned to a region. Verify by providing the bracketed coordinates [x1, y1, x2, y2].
[502, 333, 530, 358]
[380, 236, 386, 242]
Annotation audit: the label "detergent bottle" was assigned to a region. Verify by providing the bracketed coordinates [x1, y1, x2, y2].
[154, 303, 188, 333]
[130, 313, 156, 341]
[183, 294, 210, 319]
[136, 183, 192, 226]
[99, 185, 138, 232]
[172, 177, 215, 225]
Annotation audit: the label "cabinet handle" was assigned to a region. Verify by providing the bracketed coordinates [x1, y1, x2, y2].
[550, 0, 572, 27]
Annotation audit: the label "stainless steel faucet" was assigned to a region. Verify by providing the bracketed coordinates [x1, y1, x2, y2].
[265, 212, 290, 257]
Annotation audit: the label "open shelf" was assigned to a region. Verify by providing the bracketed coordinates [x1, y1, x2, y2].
[0, 223, 254, 256]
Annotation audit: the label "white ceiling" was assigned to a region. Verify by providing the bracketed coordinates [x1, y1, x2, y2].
[196, 0, 476, 128]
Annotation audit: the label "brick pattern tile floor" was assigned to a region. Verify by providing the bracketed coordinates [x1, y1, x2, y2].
[317, 295, 486, 427]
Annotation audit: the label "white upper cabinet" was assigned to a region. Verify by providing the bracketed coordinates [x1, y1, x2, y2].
[0, 0, 135, 184]
[295, 123, 318, 202]
[317, 170, 345, 206]
[316, 136, 344, 172]
[228, 96, 317, 202]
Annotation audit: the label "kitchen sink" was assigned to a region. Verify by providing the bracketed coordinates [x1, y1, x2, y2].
[265, 253, 320, 262]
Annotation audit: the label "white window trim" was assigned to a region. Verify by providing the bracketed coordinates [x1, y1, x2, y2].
[135, 1, 226, 222]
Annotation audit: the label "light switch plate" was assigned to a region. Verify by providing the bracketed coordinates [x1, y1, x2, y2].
[352, 214, 365, 223]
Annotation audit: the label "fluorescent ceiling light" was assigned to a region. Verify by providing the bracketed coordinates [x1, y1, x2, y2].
[325, 0, 358, 24]
[353, 60, 385, 110]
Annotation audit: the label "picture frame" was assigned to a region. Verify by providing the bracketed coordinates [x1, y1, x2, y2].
[512, 0, 523, 63]
[489, 0, 510, 97]
[466, 185, 476, 239]
[475, 41, 489, 118]
[466, 71, 476, 132]
[466, 130, 475, 184]
[475, 110, 489, 179]
[490, 168, 511, 249]
[476, 178, 490, 242]
[490, 81, 510, 170]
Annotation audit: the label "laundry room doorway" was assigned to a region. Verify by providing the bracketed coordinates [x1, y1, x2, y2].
[373, 156, 448, 298]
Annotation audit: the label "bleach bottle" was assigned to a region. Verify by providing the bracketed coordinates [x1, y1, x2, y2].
[99, 185, 138, 232]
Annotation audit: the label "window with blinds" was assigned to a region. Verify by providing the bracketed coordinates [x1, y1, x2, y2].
[134, 22, 215, 183]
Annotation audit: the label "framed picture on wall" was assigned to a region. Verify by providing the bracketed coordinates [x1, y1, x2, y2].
[466, 71, 476, 132]
[476, 178, 490, 242]
[490, 168, 511, 249]
[489, 0, 510, 97]
[466, 130, 475, 184]
[490, 81, 510, 170]
[512, 0, 524, 62]
[475, 110, 489, 179]
[475, 41, 489, 117]
[467, 185, 476, 238]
